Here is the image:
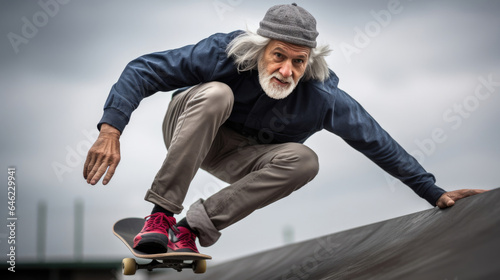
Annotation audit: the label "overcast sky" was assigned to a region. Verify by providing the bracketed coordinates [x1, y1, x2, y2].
[1, 0, 499, 266]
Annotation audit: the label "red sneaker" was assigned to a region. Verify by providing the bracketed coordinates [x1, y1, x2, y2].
[168, 226, 199, 253]
[133, 213, 177, 253]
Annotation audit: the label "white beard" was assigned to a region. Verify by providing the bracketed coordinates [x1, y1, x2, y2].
[258, 62, 298, 100]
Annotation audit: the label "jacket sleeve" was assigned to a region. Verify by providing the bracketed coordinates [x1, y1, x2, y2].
[324, 87, 446, 206]
[98, 32, 236, 133]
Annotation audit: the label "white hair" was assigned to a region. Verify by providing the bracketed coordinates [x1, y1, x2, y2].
[226, 30, 332, 82]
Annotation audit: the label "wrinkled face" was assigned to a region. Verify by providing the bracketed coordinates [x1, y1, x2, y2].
[258, 40, 310, 99]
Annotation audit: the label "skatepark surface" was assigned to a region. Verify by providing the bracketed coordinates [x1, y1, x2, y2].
[160, 188, 500, 280]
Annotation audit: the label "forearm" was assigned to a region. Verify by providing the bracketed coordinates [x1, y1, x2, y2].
[99, 53, 177, 133]
[346, 132, 446, 205]
[328, 88, 446, 205]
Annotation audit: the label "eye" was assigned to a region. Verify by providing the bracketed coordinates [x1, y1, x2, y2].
[293, 59, 304, 64]
[274, 52, 284, 60]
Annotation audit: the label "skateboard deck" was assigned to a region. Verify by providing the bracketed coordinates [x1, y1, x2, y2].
[113, 217, 211, 275]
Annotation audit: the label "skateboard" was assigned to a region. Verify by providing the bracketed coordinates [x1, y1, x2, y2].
[113, 217, 211, 275]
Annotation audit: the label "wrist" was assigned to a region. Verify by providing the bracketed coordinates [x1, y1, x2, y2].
[99, 123, 121, 138]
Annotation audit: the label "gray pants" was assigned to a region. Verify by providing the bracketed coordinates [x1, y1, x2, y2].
[145, 82, 319, 247]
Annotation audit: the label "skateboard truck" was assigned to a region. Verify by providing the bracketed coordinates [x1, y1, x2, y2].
[122, 257, 207, 275]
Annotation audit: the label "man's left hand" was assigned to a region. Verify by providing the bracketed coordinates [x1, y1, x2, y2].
[436, 189, 489, 209]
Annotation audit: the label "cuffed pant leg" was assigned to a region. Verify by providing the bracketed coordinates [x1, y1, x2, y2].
[145, 82, 234, 214]
[186, 199, 221, 247]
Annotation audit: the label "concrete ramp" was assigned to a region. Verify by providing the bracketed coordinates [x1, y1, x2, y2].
[165, 188, 500, 280]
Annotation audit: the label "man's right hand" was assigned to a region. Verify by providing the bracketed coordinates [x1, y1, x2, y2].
[83, 123, 121, 185]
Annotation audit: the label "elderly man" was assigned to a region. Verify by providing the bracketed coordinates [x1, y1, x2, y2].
[83, 4, 486, 253]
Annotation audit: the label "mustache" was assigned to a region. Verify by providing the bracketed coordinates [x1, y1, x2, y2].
[270, 72, 294, 84]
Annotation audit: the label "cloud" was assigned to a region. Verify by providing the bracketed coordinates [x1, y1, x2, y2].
[1, 0, 499, 263]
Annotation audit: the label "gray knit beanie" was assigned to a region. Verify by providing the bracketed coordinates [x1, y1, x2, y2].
[257, 3, 318, 48]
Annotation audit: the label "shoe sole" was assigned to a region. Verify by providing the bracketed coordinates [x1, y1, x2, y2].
[134, 233, 170, 254]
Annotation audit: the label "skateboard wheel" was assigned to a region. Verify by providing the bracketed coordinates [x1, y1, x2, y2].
[122, 258, 137, 275]
[193, 259, 207, 274]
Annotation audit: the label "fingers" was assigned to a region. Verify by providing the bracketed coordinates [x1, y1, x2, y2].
[437, 194, 454, 209]
[87, 151, 120, 185]
[101, 155, 120, 185]
[449, 189, 488, 201]
[89, 161, 110, 185]
[103, 163, 117, 185]
[83, 148, 97, 181]
[84, 145, 101, 184]
[445, 197, 455, 207]
[464, 189, 488, 196]
[437, 189, 489, 209]
[83, 134, 121, 185]
[85, 152, 101, 185]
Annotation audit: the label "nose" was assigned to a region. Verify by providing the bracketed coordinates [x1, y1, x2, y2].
[279, 60, 292, 78]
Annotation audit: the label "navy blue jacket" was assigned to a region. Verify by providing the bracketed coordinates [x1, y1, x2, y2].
[99, 30, 446, 205]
